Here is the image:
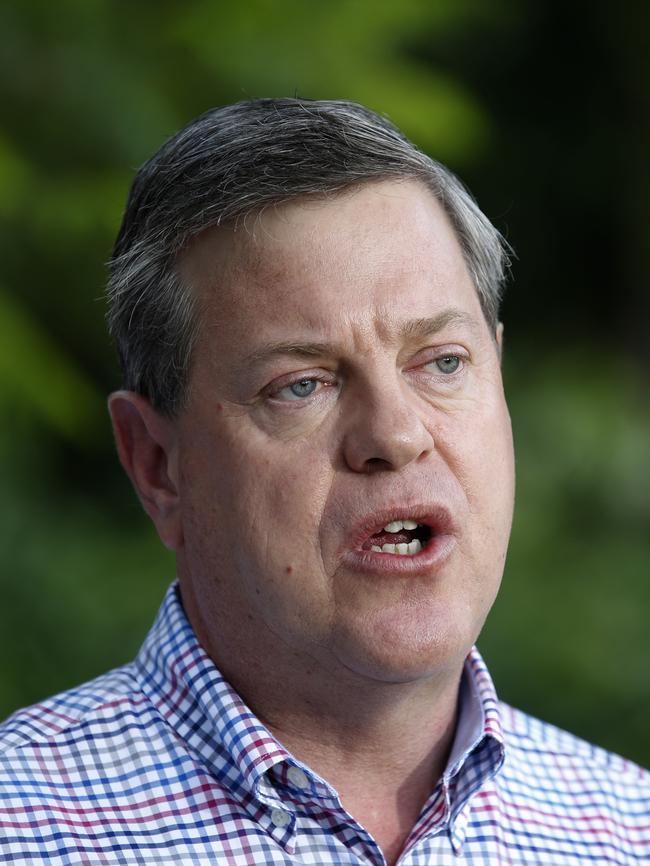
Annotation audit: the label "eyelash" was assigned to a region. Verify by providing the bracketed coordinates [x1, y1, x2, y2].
[420, 354, 465, 376]
[276, 378, 330, 401]
[266, 373, 335, 404]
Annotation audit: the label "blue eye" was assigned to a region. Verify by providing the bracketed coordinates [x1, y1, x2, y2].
[435, 356, 460, 374]
[286, 379, 318, 399]
[269, 375, 331, 403]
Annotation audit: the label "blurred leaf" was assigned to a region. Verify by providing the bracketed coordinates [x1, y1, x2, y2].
[0, 288, 102, 440]
[172, 0, 491, 162]
[481, 347, 650, 763]
[27, 171, 131, 239]
[0, 133, 32, 216]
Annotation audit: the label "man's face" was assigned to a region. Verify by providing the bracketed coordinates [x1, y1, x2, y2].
[174, 179, 515, 687]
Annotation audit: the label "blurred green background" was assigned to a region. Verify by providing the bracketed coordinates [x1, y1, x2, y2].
[1, 1, 648, 766]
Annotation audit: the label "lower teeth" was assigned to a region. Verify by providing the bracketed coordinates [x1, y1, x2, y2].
[370, 539, 423, 556]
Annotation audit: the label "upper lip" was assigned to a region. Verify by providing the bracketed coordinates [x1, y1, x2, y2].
[342, 503, 457, 553]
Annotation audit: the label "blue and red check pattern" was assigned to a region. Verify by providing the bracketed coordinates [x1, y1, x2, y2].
[1, 582, 649, 864]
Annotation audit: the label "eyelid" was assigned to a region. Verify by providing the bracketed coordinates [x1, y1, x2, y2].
[264, 369, 335, 401]
[406, 344, 469, 370]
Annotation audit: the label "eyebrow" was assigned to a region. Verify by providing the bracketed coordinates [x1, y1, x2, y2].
[242, 340, 334, 367]
[399, 309, 483, 341]
[242, 308, 483, 367]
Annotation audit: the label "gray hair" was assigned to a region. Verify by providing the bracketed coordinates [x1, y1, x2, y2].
[107, 97, 509, 415]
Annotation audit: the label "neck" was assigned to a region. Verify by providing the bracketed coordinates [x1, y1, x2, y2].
[263, 678, 460, 866]
[259, 671, 460, 778]
[181, 578, 465, 866]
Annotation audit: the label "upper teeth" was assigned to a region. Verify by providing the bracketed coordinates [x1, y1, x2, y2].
[383, 519, 419, 533]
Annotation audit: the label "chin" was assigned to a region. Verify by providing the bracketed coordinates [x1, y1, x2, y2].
[332, 615, 472, 686]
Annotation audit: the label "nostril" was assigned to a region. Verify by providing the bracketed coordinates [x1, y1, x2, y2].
[363, 457, 393, 473]
[343, 411, 434, 473]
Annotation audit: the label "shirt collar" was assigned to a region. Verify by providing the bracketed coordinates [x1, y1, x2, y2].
[134, 582, 291, 807]
[444, 648, 505, 853]
[447, 647, 504, 777]
[134, 582, 504, 817]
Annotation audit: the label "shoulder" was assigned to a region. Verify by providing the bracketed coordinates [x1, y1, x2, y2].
[498, 701, 650, 806]
[0, 662, 195, 820]
[0, 663, 147, 755]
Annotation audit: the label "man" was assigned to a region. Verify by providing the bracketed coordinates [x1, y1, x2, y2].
[1, 99, 648, 865]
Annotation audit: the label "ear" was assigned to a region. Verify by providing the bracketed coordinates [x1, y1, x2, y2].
[495, 321, 504, 363]
[108, 391, 183, 551]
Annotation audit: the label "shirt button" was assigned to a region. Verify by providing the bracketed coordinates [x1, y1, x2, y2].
[270, 808, 290, 828]
[287, 766, 309, 789]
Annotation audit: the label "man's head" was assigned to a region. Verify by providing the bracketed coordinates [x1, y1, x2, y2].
[107, 98, 509, 416]
[107, 99, 515, 693]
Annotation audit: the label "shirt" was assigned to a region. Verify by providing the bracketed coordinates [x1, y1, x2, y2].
[1, 582, 648, 865]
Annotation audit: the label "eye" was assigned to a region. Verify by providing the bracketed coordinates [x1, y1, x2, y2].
[431, 355, 461, 374]
[276, 378, 319, 401]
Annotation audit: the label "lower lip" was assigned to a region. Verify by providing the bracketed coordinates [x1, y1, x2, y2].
[342, 533, 457, 576]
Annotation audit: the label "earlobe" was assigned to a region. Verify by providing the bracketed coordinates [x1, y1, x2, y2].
[107, 391, 183, 551]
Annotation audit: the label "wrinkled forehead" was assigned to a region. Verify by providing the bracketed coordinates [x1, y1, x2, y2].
[178, 178, 480, 340]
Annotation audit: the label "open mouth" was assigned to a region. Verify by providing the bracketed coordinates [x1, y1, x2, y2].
[361, 518, 432, 556]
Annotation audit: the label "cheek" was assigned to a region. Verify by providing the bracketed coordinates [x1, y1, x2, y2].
[186, 421, 334, 567]
[438, 395, 514, 535]
[471, 403, 515, 565]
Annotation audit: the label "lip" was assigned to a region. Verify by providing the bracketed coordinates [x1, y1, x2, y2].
[340, 503, 458, 577]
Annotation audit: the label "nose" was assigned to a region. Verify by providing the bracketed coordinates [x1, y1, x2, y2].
[341, 379, 435, 474]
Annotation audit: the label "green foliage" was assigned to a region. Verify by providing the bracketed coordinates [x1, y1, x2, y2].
[174, 0, 490, 161]
[0, 288, 102, 439]
[482, 347, 650, 762]
[0, 0, 648, 772]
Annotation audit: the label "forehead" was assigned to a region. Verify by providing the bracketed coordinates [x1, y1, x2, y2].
[180, 179, 485, 354]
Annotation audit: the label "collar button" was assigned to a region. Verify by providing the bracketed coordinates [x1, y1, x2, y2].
[287, 766, 309, 789]
[270, 808, 291, 828]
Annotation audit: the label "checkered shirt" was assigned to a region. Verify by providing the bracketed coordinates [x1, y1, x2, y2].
[1, 582, 649, 864]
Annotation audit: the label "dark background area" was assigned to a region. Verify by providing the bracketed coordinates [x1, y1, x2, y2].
[1, 0, 648, 766]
